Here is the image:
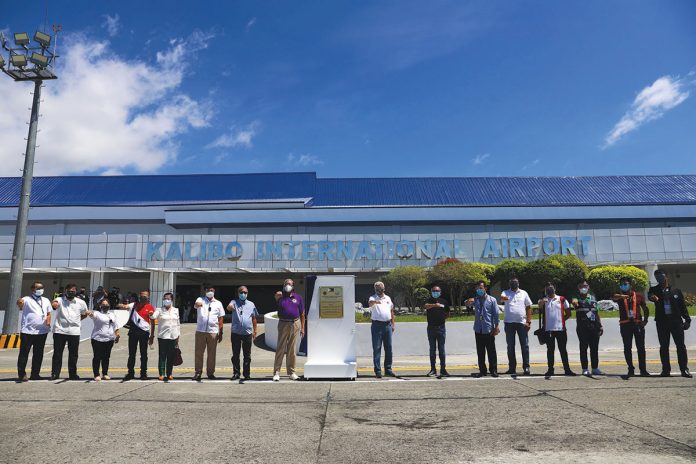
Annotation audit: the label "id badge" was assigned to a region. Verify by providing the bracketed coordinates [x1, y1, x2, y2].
[588, 311, 595, 322]
[628, 310, 634, 319]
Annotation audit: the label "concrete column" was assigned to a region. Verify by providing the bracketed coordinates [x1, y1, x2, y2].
[89, 271, 105, 308]
[644, 263, 659, 287]
[149, 271, 175, 308]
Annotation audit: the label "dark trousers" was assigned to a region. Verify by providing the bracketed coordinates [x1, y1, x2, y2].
[371, 321, 393, 374]
[52, 333, 80, 377]
[620, 324, 646, 371]
[475, 332, 497, 374]
[127, 328, 149, 375]
[231, 333, 253, 377]
[427, 325, 446, 370]
[577, 323, 600, 370]
[17, 333, 48, 379]
[504, 322, 530, 371]
[656, 319, 689, 372]
[546, 330, 570, 371]
[91, 340, 114, 376]
[158, 338, 177, 377]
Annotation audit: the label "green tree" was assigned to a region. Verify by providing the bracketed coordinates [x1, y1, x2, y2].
[413, 287, 431, 309]
[587, 265, 649, 300]
[520, 255, 588, 300]
[492, 259, 528, 287]
[428, 259, 489, 312]
[383, 265, 427, 312]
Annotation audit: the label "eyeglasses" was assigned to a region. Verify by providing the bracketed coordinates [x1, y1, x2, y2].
[239, 291, 248, 294]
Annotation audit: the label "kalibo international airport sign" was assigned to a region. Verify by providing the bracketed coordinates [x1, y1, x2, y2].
[145, 236, 593, 262]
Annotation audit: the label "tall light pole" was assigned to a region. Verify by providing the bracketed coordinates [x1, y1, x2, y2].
[0, 27, 59, 335]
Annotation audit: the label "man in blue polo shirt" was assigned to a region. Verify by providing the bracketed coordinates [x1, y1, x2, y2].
[227, 285, 259, 381]
[273, 279, 305, 381]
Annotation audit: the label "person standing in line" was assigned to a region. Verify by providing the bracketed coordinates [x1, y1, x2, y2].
[119, 289, 155, 381]
[193, 285, 225, 381]
[500, 277, 533, 376]
[227, 286, 259, 381]
[613, 277, 651, 377]
[369, 281, 396, 379]
[539, 282, 576, 377]
[572, 280, 604, 376]
[273, 279, 305, 381]
[424, 285, 450, 378]
[51, 283, 89, 380]
[88, 300, 120, 381]
[648, 269, 691, 378]
[16, 281, 52, 382]
[149, 292, 180, 381]
[468, 281, 500, 378]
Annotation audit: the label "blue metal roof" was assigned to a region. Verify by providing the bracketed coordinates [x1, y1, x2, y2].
[0, 173, 695, 207]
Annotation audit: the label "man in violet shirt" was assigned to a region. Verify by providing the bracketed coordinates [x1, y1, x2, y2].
[273, 278, 306, 381]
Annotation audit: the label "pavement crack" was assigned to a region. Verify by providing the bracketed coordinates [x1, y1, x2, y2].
[315, 384, 332, 463]
[104, 381, 155, 402]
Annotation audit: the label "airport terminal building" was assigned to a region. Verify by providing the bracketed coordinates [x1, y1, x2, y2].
[1, 172, 696, 314]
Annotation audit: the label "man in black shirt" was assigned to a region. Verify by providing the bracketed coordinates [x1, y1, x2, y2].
[648, 269, 691, 378]
[424, 285, 450, 378]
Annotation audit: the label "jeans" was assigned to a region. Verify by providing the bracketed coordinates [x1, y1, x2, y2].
[427, 325, 446, 370]
[231, 333, 253, 377]
[127, 328, 149, 376]
[475, 332, 497, 374]
[656, 318, 688, 372]
[158, 338, 177, 377]
[576, 323, 601, 370]
[52, 333, 80, 378]
[546, 330, 571, 371]
[371, 321, 393, 374]
[17, 333, 48, 379]
[91, 339, 114, 376]
[504, 322, 529, 371]
[620, 323, 646, 371]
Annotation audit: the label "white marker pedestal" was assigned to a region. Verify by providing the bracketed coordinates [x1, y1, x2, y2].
[303, 275, 357, 380]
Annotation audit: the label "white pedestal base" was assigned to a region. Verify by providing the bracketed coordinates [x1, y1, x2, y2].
[304, 361, 357, 380]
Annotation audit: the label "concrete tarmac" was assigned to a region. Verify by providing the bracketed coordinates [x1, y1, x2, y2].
[0, 324, 694, 463]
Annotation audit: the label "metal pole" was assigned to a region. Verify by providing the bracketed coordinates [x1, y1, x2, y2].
[2, 80, 42, 334]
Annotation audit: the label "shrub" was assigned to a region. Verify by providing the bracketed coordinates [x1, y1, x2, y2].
[428, 259, 490, 310]
[684, 292, 696, 307]
[587, 265, 649, 300]
[492, 259, 528, 286]
[383, 265, 427, 312]
[520, 255, 588, 300]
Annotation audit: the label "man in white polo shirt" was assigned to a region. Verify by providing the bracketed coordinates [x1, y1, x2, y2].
[500, 277, 533, 375]
[369, 281, 396, 378]
[193, 285, 225, 381]
[51, 283, 89, 380]
[540, 282, 576, 377]
[16, 281, 53, 382]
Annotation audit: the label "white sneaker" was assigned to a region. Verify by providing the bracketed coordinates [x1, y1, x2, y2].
[582, 369, 590, 376]
[592, 368, 603, 376]
[94, 376, 101, 382]
[102, 375, 111, 381]
[272, 372, 280, 382]
[290, 373, 299, 381]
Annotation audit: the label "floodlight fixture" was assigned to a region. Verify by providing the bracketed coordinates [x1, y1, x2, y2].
[29, 52, 49, 68]
[13, 32, 30, 46]
[10, 54, 27, 67]
[33, 31, 51, 48]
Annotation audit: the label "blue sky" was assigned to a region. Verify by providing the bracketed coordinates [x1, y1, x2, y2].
[1, 1, 695, 177]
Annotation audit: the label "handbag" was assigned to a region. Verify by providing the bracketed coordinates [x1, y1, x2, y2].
[533, 300, 548, 345]
[173, 347, 183, 366]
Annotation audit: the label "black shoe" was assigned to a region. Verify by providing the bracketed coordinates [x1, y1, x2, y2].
[440, 369, 450, 377]
[207, 374, 217, 380]
[639, 370, 651, 377]
[49, 374, 59, 381]
[20, 375, 28, 382]
[564, 370, 577, 377]
[192, 373, 202, 382]
[523, 367, 531, 376]
[626, 368, 635, 377]
[231, 374, 240, 381]
[426, 369, 437, 377]
[490, 371, 499, 378]
[660, 370, 671, 377]
[544, 369, 554, 377]
[29, 375, 43, 381]
[243, 375, 251, 381]
[681, 370, 692, 378]
[472, 371, 487, 378]
[503, 369, 517, 375]
[139, 373, 148, 380]
[68, 375, 81, 381]
[375, 371, 383, 379]
[384, 370, 396, 377]
[124, 373, 135, 381]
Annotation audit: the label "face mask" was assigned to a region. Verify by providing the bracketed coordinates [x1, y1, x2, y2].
[66, 290, 77, 299]
[100, 305, 110, 313]
[139, 295, 149, 303]
[239, 293, 247, 301]
[163, 300, 172, 307]
[620, 284, 630, 292]
[656, 274, 666, 284]
[545, 287, 555, 297]
[509, 281, 519, 290]
[34, 289, 44, 297]
[206, 291, 214, 299]
[579, 287, 589, 295]
[476, 288, 486, 297]
[431, 291, 441, 299]
[283, 285, 293, 293]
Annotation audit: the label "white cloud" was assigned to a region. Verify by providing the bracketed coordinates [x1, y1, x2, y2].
[287, 153, 324, 166]
[102, 14, 121, 37]
[604, 75, 690, 148]
[471, 153, 490, 165]
[246, 17, 257, 31]
[206, 121, 260, 149]
[0, 31, 214, 176]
